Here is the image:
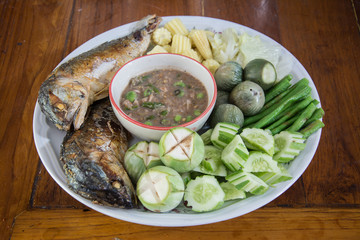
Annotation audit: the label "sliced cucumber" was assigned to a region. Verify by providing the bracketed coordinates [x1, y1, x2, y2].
[184, 175, 225, 212]
[200, 128, 213, 145]
[159, 127, 204, 173]
[193, 146, 227, 177]
[124, 141, 163, 184]
[244, 58, 277, 90]
[254, 163, 292, 186]
[226, 170, 269, 195]
[240, 128, 275, 156]
[137, 166, 184, 212]
[220, 182, 246, 201]
[273, 131, 306, 162]
[242, 151, 279, 173]
[210, 122, 240, 149]
[221, 135, 249, 171]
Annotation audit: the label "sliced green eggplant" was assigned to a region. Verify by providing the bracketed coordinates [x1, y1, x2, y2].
[124, 141, 163, 184]
[244, 58, 277, 90]
[159, 127, 204, 173]
[137, 166, 184, 212]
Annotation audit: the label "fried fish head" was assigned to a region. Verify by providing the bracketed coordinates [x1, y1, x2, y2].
[38, 74, 92, 131]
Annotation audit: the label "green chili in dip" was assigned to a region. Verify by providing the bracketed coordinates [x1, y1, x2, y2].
[120, 69, 208, 127]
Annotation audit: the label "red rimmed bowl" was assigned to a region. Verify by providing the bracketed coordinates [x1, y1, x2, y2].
[109, 53, 217, 141]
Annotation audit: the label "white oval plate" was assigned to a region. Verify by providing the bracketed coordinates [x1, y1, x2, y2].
[33, 16, 321, 226]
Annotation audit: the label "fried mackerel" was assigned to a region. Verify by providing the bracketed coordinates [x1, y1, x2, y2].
[60, 99, 136, 208]
[38, 15, 161, 131]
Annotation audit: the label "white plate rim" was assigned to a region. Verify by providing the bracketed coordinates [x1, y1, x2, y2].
[33, 15, 322, 227]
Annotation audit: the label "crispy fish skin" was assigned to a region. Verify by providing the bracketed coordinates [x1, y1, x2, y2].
[60, 99, 137, 208]
[38, 15, 161, 131]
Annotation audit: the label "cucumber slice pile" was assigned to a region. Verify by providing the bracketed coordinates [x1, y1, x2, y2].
[184, 175, 225, 212]
[210, 122, 240, 149]
[273, 131, 306, 162]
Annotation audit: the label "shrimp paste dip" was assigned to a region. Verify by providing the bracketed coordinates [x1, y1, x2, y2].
[120, 69, 208, 127]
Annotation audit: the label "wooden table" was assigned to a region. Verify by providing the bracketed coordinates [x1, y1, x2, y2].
[1, 0, 360, 239]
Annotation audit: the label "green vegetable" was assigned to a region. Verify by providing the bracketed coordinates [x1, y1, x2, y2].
[240, 128, 275, 156]
[230, 81, 265, 116]
[142, 102, 164, 109]
[214, 90, 230, 110]
[143, 88, 152, 97]
[174, 115, 182, 122]
[193, 146, 227, 177]
[300, 119, 325, 138]
[214, 61, 243, 91]
[242, 151, 279, 173]
[125, 91, 137, 102]
[254, 163, 292, 186]
[160, 119, 170, 126]
[210, 122, 240, 149]
[186, 115, 193, 122]
[260, 78, 309, 114]
[269, 113, 299, 135]
[174, 80, 186, 87]
[159, 127, 205, 173]
[273, 131, 306, 163]
[244, 58, 277, 90]
[266, 96, 313, 130]
[184, 175, 225, 212]
[196, 92, 204, 99]
[137, 166, 184, 212]
[220, 182, 246, 201]
[148, 83, 160, 93]
[200, 129, 213, 145]
[124, 141, 163, 184]
[303, 107, 325, 127]
[265, 74, 293, 103]
[210, 103, 244, 128]
[174, 89, 185, 97]
[144, 121, 152, 126]
[244, 79, 312, 127]
[221, 135, 249, 171]
[194, 109, 201, 116]
[287, 102, 317, 132]
[160, 110, 168, 116]
[226, 170, 269, 195]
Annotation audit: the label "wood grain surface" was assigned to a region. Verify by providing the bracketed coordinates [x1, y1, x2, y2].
[1, 0, 359, 239]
